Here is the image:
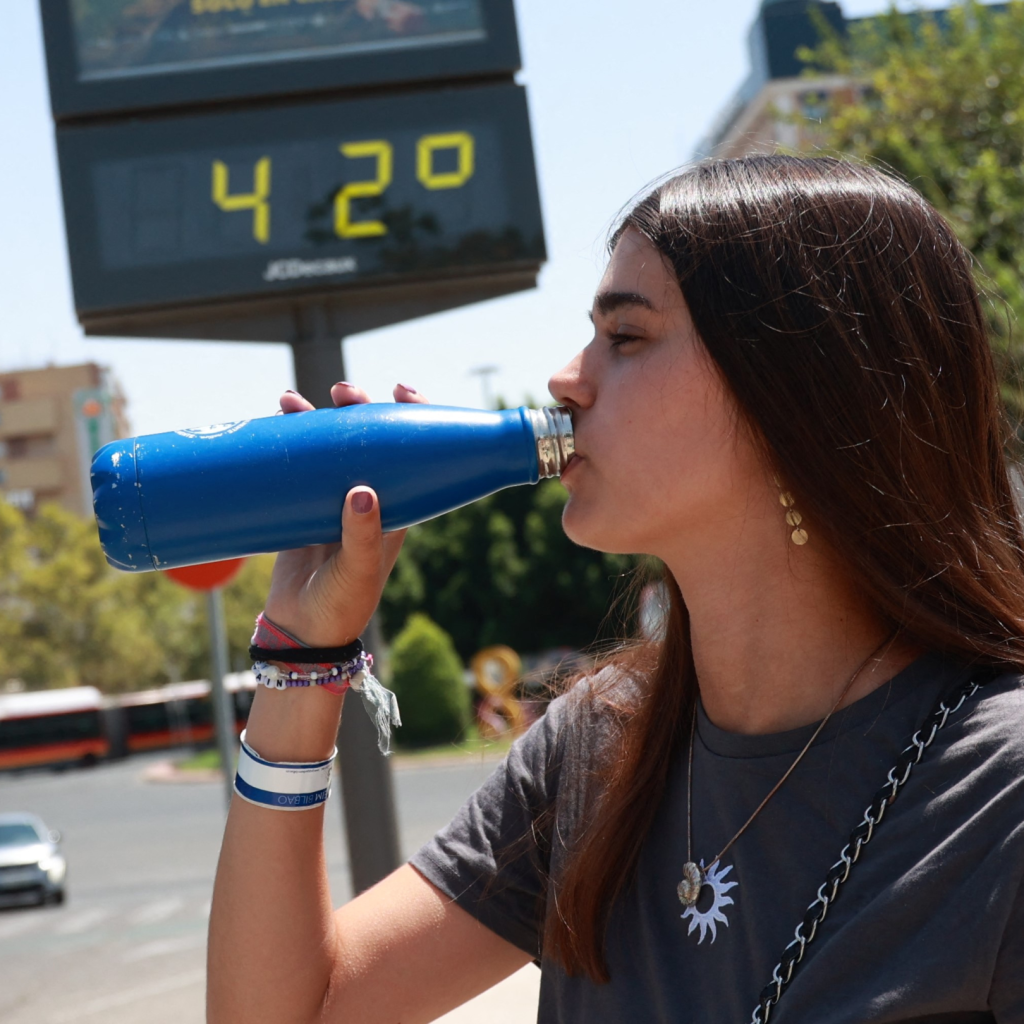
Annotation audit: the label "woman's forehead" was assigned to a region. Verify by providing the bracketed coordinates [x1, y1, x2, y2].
[596, 230, 680, 312]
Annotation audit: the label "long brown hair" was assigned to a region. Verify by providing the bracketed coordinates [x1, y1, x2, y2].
[543, 156, 1024, 981]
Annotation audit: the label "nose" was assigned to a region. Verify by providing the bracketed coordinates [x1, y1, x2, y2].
[548, 349, 594, 412]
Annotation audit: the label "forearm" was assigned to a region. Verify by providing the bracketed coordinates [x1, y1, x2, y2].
[207, 686, 345, 1024]
[207, 382, 429, 1022]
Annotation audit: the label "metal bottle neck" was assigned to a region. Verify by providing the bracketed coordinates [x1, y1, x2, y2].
[524, 406, 575, 479]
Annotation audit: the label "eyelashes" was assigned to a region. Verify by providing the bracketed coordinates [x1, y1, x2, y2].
[609, 331, 643, 347]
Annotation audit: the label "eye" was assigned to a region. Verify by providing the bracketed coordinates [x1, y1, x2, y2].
[609, 330, 643, 347]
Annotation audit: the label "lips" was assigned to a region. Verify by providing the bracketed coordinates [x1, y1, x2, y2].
[560, 454, 582, 480]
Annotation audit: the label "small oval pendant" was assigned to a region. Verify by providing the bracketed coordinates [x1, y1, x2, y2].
[677, 861, 704, 907]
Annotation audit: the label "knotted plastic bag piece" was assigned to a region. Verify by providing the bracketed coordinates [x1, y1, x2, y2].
[350, 668, 402, 756]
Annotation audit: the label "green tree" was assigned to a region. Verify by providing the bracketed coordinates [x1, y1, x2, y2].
[380, 480, 636, 660]
[6, 503, 167, 690]
[123, 552, 276, 684]
[389, 613, 471, 746]
[0, 501, 275, 693]
[223, 555, 277, 671]
[802, 0, 1024, 417]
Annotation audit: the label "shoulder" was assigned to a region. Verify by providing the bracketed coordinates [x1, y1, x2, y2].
[503, 661, 650, 803]
[919, 663, 1024, 830]
[956, 665, 1024, 763]
[536, 662, 648, 754]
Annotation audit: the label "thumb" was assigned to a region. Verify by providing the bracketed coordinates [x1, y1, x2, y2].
[331, 487, 385, 588]
[323, 483, 391, 610]
[315, 487, 387, 637]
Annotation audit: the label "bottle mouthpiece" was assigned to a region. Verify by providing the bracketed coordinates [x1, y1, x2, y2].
[525, 406, 575, 479]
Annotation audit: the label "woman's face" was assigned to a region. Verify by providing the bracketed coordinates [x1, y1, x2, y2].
[549, 228, 771, 558]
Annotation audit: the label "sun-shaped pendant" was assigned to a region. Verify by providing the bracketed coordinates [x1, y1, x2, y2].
[679, 859, 738, 945]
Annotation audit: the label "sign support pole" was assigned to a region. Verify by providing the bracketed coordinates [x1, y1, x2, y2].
[207, 586, 237, 811]
[291, 309, 402, 895]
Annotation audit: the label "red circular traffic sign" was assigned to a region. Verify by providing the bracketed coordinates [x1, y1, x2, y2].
[164, 558, 246, 592]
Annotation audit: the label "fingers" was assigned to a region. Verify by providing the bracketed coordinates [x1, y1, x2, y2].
[280, 390, 315, 414]
[325, 487, 387, 612]
[394, 383, 429, 405]
[280, 383, 372, 416]
[331, 382, 371, 407]
[286, 382, 425, 412]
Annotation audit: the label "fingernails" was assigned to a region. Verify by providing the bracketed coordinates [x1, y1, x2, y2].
[352, 491, 373, 515]
[285, 389, 298, 395]
[398, 383, 418, 394]
[335, 381, 354, 389]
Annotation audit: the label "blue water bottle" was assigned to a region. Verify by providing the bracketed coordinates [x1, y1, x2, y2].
[91, 405, 574, 572]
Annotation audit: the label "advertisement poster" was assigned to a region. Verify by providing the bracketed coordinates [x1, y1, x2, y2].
[71, 0, 486, 81]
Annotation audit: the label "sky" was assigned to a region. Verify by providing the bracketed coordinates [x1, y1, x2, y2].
[1, 0, 958, 436]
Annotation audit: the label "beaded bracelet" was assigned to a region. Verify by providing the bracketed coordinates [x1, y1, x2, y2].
[252, 652, 373, 692]
[250, 613, 401, 755]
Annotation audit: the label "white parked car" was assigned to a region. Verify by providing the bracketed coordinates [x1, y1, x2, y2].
[0, 813, 66, 906]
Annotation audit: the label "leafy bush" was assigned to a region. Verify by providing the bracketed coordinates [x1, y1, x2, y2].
[389, 613, 471, 747]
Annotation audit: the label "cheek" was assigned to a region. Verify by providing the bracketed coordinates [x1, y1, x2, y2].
[617, 377, 757, 536]
[639, 372, 742, 492]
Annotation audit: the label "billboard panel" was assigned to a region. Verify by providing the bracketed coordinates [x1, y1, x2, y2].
[41, 0, 520, 118]
[73, 0, 486, 81]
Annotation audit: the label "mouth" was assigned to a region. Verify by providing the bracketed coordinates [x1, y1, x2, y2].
[560, 454, 582, 480]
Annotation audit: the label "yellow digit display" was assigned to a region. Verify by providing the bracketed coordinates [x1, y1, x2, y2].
[210, 134, 477, 246]
[335, 140, 393, 239]
[211, 157, 272, 243]
[417, 132, 475, 190]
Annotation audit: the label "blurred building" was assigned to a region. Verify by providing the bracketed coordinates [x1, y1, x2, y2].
[696, 0, 982, 159]
[0, 364, 130, 518]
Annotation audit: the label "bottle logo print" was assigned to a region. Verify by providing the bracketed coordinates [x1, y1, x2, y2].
[175, 421, 251, 440]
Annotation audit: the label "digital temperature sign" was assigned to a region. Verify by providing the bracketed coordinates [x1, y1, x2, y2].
[57, 82, 544, 327]
[41, 0, 520, 119]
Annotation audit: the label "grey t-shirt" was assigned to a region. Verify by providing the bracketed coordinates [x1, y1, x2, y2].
[410, 652, 1024, 1023]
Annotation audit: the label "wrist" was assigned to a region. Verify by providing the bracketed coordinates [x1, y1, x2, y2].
[259, 613, 333, 649]
[263, 622, 351, 649]
[262, 602, 362, 649]
[246, 610, 401, 756]
[252, 613, 368, 696]
[233, 730, 336, 811]
[244, 685, 344, 764]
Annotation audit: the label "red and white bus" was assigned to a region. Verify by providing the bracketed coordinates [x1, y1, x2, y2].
[0, 688, 109, 771]
[114, 681, 216, 754]
[0, 675, 257, 769]
[116, 673, 255, 753]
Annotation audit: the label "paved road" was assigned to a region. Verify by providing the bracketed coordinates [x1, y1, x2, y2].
[0, 752, 540, 1024]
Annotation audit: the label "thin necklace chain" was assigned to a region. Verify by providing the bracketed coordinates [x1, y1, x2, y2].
[686, 633, 898, 873]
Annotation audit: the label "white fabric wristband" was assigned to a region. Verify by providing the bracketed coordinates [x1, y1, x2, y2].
[233, 730, 336, 811]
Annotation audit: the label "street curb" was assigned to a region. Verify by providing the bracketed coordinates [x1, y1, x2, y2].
[141, 760, 223, 784]
[392, 750, 508, 771]
[141, 749, 509, 784]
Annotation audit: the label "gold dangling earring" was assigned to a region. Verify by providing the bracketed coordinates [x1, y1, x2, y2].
[773, 476, 809, 545]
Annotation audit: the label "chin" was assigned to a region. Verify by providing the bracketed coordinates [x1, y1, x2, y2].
[560, 498, 640, 556]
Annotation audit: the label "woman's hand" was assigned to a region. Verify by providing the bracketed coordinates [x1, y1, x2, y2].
[263, 381, 427, 647]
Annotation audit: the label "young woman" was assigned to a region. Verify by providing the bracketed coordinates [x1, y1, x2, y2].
[208, 157, 1024, 1023]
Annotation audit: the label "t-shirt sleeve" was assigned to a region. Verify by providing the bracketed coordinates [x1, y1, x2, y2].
[408, 695, 569, 958]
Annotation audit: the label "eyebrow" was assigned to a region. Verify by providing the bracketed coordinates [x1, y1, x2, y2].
[590, 290, 657, 319]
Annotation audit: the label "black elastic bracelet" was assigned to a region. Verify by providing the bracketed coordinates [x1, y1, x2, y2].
[248, 638, 364, 664]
